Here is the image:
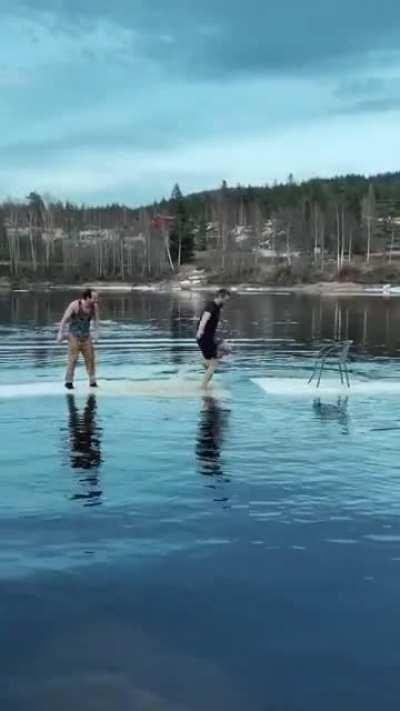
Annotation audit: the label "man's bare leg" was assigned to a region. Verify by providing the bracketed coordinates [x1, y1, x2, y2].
[201, 358, 218, 389]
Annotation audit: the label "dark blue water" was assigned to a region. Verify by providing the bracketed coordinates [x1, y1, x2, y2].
[1, 290, 400, 710]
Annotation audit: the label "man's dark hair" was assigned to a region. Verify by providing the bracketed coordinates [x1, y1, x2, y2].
[81, 288, 92, 300]
[216, 288, 231, 298]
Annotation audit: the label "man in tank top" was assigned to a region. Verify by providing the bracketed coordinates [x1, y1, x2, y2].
[57, 288, 100, 389]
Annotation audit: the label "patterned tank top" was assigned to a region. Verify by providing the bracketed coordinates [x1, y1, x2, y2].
[69, 300, 94, 338]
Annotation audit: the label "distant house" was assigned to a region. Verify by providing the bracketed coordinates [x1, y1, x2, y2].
[78, 229, 118, 242]
[41, 228, 65, 241]
[255, 248, 300, 260]
[232, 225, 253, 243]
[124, 233, 146, 245]
[5, 226, 30, 238]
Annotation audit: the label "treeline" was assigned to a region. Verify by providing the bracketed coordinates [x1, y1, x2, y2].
[1, 173, 400, 282]
[0, 184, 197, 281]
[178, 173, 400, 271]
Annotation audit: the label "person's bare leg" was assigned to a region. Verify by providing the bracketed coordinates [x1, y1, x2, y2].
[81, 337, 97, 386]
[201, 358, 217, 389]
[65, 336, 79, 387]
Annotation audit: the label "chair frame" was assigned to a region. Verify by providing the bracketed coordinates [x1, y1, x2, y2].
[308, 340, 353, 388]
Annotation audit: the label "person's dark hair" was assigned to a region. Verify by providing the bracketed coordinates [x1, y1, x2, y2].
[216, 288, 231, 298]
[81, 288, 92, 300]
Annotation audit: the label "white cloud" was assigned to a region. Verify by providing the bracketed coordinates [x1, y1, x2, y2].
[1, 110, 398, 204]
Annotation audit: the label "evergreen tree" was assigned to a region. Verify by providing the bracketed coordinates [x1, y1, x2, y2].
[26, 192, 46, 226]
[169, 183, 194, 266]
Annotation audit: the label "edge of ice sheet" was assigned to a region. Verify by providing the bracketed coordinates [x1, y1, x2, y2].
[0, 379, 229, 400]
[252, 377, 400, 398]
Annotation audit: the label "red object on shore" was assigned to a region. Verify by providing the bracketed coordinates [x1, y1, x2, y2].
[151, 215, 175, 230]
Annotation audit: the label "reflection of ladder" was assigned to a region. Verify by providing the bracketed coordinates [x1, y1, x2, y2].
[308, 340, 353, 388]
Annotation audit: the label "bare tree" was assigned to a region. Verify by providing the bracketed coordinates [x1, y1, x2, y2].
[362, 184, 376, 264]
[335, 203, 341, 270]
[340, 205, 345, 269]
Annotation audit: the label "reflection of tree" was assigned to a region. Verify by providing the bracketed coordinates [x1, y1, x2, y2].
[196, 396, 230, 483]
[32, 345, 49, 368]
[65, 394, 103, 506]
[170, 300, 183, 366]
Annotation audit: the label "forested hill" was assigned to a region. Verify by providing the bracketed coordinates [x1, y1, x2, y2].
[1, 171, 400, 284]
[170, 171, 400, 212]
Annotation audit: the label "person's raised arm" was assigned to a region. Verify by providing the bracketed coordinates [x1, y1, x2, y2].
[196, 311, 211, 340]
[57, 302, 76, 343]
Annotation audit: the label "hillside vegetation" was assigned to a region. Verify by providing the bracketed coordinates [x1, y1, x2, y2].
[2, 173, 400, 285]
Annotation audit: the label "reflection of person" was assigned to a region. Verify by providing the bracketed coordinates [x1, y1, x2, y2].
[195, 289, 231, 388]
[57, 289, 100, 389]
[196, 395, 229, 478]
[66, 394, 103, 505]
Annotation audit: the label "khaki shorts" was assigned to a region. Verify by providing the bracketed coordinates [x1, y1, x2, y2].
[66, 335, 96, 382]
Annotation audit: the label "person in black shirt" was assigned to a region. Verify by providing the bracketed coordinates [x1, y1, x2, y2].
[196, 288, 231, 388]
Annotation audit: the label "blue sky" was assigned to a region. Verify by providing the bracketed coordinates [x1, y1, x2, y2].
[1, 0, 400, 206]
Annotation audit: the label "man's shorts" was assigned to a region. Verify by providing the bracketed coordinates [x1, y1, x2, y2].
[197, 336, 218, 360]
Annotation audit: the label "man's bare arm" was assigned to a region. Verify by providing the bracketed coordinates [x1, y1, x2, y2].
[196, 311, 211, 340]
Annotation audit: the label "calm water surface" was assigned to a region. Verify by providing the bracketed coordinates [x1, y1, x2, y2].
[1, 290, 400, 711]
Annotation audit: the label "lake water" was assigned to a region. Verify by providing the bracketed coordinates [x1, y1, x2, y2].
[1, 289, 400, 711]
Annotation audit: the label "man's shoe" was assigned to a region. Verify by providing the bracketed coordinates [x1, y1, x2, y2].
[90, 381, 98, 388]
[65, 382, 74, 390]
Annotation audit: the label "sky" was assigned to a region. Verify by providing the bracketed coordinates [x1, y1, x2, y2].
[1, 0, 400, 206]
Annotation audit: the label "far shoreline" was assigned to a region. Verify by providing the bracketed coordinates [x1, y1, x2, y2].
[1, 279, 399, 297]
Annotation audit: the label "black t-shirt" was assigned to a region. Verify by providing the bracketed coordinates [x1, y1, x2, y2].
[197, 301, 221, 341]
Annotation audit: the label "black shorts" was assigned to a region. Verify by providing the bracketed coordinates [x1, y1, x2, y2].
[197, 337, 218, 360]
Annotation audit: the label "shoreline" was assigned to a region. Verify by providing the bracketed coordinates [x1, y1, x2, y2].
[1, 279, 399, 297]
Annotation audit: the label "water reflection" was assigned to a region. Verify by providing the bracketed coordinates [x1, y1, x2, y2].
[169, 296, 199, 366]
[3, 290, 400, 358]
[313, 397, 350, 434]
[196, 396, 231, 504]
[32, 345, 50, 368]
[170, 300, 184, 365]
[65, 394, 103, 506]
